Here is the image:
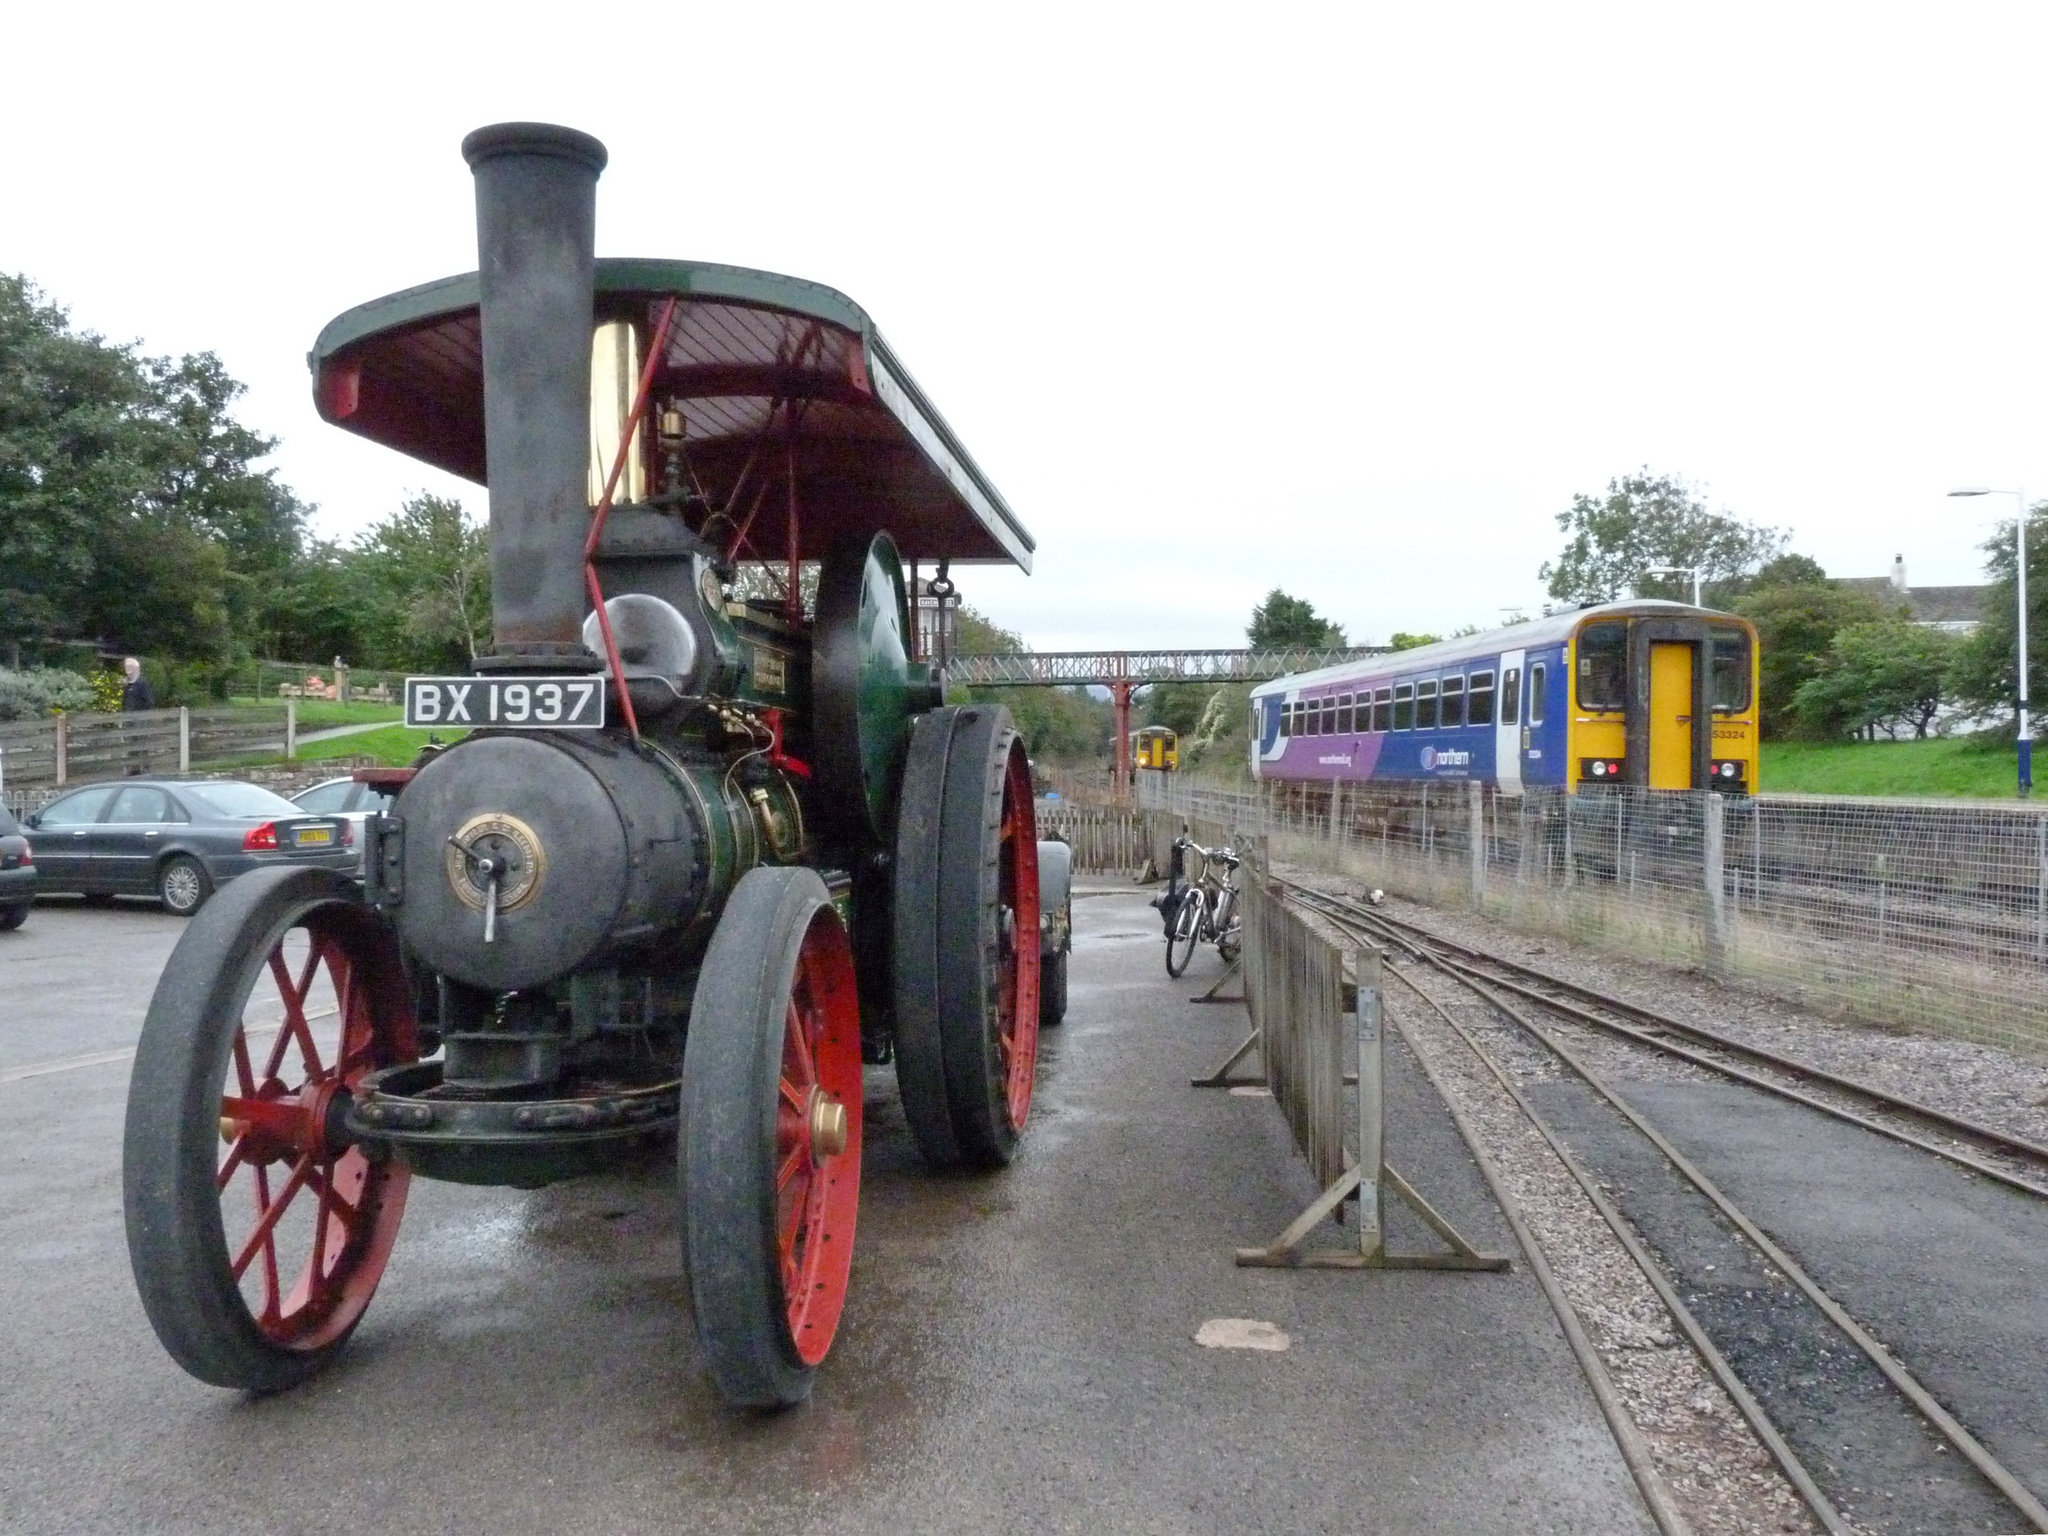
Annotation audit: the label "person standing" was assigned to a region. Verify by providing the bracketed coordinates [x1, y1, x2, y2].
[120, 657, 156, 712]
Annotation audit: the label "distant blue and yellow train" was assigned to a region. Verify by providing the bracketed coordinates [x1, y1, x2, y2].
[1249, 600, 1761, 793]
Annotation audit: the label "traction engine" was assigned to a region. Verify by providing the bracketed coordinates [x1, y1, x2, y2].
[120, 123, 1070, 1408]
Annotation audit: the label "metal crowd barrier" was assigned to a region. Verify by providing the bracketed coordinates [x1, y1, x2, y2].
[1191, 838, 1507, 1271]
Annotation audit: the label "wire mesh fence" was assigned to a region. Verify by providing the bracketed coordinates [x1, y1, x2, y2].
[1141, 774, 2048, 1059]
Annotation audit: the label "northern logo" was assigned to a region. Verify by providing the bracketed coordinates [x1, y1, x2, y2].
[1420, 747, 1472, 771]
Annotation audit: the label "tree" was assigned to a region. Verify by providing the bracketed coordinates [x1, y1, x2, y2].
[1249, 589, 1345, 649]
[1793, 621, 1958, 739]
[347, 494, 492, 670]
[0, 274, 314, 670]
[1541, 470, 1787, 608]
[1947, 504, 2048, 730]
[1388, 631, 1441, 651]
[1732, 578, 1893, 738]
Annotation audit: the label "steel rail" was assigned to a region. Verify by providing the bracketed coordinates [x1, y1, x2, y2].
[1312, 896, 2048, 1533]
[1377, 985, 1697, 1535]
[1372, 925, 1850, 1535]
[1272, 878, 2048, 1193]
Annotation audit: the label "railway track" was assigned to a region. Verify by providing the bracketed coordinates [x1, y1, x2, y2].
[1271, 877, 2048, 1536]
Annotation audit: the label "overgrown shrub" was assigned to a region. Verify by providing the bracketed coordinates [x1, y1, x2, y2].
[0, 667, 99, 721]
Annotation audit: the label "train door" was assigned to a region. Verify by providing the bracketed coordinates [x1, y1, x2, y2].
[1495, 648, 1524, 795]
[1647, 642, 1694, 789]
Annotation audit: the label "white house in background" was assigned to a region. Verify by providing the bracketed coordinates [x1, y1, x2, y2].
[1839, 555, 1987, 634]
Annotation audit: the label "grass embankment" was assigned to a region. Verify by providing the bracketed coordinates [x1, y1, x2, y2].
[1761, 736, 2027, 799]
[224, 699, 402, 729]
[296, 725, 465, 768]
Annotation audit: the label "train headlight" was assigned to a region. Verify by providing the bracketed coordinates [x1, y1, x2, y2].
[1712, 759, 1747, 786]
[1579, 757, 1624, 782]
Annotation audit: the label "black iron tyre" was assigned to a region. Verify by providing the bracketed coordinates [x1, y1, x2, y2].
[1166, 891, 1202, 977]
[681, 866, 863, 1410]
[122, 867, 417, 1392]
[158, 855, 212, 917]
[892, 706, 1041, 1170]
[1040, 948, 1069, 1026]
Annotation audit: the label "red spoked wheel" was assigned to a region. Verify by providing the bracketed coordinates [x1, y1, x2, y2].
[123, 868, 417, 1392]
[683, 865, 863, 1407]
[893, 706, 1041, 1170]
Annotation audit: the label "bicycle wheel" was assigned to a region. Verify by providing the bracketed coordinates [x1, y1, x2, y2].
[1166, 889, 1203, 977]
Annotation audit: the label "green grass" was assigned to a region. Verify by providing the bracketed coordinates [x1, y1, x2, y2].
[222, 699, 402, 729]
[296, 725, 466, 767]
[1762, 736, 2029, 799]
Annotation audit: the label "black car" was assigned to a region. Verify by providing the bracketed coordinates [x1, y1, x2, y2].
[22, 779, 356, 916]
[0, 805, 33, 930]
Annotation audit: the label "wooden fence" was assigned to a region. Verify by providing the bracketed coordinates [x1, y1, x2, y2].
[0, 706, 296, 797]
[1034, 801, 1147, 873]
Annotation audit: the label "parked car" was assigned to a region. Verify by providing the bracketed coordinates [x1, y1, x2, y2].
[21, 779, 356, 916]
[0, 805, 34, 930]
[290, 775, 397, 870]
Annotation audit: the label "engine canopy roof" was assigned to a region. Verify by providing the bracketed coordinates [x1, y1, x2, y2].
[309, 258, 1032, 571]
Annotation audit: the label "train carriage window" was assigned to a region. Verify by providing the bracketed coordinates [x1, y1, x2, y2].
[1372, 687, 1391, 732]
[1528, 663, 1548, 726]
[1440, 674, 1465, 728]
[1576, 622, 1627, 712]
[1337, 694, 1354, 734]
[1392, 683, 1414, 730]
[1307, 698, 1323, 736]
[1710, 632, 1752, 711]
[1468, 669, 1496, 726]
[1322, 696, 1337, 735]
[1500, 667, 1521, 725]
[1415, 679, 1439, 730]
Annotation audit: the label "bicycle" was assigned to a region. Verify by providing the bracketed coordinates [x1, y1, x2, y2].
[1159, 835, 1243, 977]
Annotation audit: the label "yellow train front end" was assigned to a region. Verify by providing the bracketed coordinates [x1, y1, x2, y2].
[1561, 605, 1760, 794]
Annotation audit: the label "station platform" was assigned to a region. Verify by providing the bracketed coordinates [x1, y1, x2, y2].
[0, 887, 1656, 1534]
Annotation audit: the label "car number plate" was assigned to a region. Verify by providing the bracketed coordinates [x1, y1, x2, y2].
[403, 676, 607, 730]
[295, 826, 332, 845]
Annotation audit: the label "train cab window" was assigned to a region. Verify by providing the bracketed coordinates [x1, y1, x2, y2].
[1500, 666, 1521, 725]
[1372, 687, 1391, 732]
[1710, 632, 1752, 711]
[1337, 694, 1354, 733]
[1468, 669, 1496, 726]
[1576, 622, 1628, 712]
[1392, 683, 1414, 730]
[1439, 675, 1465, 728]
[1278, 702, 1291, 738]
[1414, 679, 1439, 730]
[1528, 663, 1548, 726]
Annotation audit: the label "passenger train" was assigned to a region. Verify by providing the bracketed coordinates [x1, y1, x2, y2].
[1249, 600, 1760, 793]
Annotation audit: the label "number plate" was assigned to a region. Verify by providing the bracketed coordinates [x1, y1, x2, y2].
[403, 677, 607, 730]
[294, 826, 332, 846]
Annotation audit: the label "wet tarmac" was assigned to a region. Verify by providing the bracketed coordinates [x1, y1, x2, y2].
[0, 886, 1654, 1534]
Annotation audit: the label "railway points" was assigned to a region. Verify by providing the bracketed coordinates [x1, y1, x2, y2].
[1272, 875, 2048, 1535]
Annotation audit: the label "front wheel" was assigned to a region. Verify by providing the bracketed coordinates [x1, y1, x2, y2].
[122, 868, 418, 1391]
[681, 866, 864, 1409]
[0, 904, 27, 931]
[1166, 890, 1203, 977]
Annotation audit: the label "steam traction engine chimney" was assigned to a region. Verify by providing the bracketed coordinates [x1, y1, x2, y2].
[461, 122, 609, 670]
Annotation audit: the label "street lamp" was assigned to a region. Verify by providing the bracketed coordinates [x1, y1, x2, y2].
[1644, 565, 1702, 606]
[1947, 486, 2031, 797]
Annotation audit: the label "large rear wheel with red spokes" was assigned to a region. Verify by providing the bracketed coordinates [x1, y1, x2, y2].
[893, 705, 1041, 1170]
[122, 867, 419, 1391]
[681, 865, 864, 1408]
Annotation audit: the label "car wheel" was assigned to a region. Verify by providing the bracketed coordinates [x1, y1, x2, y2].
[0, 904, 27, 931]
[157, 856, 213, 917]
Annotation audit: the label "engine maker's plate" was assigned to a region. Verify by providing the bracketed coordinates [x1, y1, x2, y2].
[444, 812, 547, 912]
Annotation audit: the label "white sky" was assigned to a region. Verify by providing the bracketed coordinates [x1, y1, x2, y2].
[6, 4, 2046, 651]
